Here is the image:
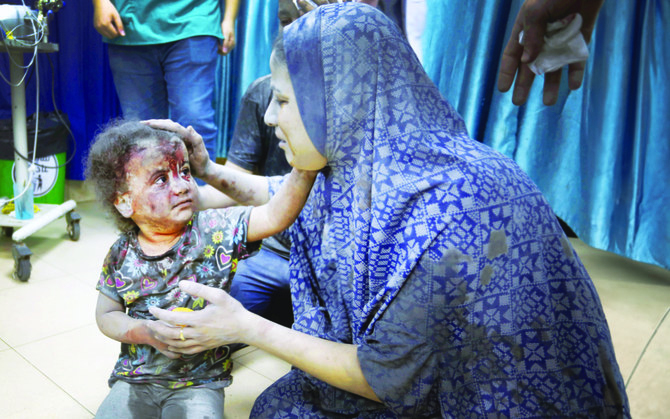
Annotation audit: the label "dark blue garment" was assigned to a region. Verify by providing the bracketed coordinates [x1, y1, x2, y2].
[253, 3, 629, 417]
[107, 37, 219, 166]
[229, 246, 292, 327]
[422, 0, 670, 271]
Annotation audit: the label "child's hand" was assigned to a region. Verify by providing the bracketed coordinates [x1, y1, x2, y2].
[143, 319, 184, 359]
[154, 342, 182, 359]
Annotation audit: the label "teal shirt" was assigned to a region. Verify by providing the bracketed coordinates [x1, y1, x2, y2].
[105, 0, 223, 45]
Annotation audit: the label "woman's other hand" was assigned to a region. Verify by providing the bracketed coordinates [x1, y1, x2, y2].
[148, 281, 251, 355]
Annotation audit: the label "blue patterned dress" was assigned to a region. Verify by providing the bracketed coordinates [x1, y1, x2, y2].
[252, 4, 629, 418]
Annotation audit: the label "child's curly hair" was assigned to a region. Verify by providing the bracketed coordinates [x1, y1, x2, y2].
[85, 119, 183, 232]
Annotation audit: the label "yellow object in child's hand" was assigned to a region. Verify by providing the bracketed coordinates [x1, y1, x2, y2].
[171, 307, 192, 328]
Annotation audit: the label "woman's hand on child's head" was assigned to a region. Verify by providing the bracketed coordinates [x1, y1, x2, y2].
[141, 119, 213, 178]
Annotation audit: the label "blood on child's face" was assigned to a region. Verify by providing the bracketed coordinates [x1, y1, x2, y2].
[122, 138, 197, 231]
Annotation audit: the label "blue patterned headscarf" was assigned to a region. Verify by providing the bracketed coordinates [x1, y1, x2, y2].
[283, 3, 469, 339]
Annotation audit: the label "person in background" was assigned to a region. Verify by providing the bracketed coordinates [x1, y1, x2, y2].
[498, 0, 606, 105]
[227, 0, 372, 328]
[92, 0, 240, 164]
[224, 74, 294, 327]
[146, 3, 629, 417]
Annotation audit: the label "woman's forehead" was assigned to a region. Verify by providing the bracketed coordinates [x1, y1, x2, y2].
[270, 61, 292, 94]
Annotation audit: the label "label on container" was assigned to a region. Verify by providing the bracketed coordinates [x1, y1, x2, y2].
[12, 155, 59, 197]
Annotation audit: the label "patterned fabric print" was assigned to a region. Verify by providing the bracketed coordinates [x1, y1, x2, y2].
[255, 3, 630, 418]
[96, 207, 257, 389]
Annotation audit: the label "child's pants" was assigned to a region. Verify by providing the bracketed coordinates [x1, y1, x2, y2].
[95, 380, 225, 419]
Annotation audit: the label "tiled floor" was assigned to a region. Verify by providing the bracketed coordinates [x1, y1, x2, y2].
[1, 199, 669, 418]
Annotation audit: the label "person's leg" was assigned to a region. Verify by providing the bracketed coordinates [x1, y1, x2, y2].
[162, 36, 219, 162]
[95, 381, 161, 419]
[230, 247, 293, 327]
[160, 386, 225, 419]
[107, 44, 169, 120]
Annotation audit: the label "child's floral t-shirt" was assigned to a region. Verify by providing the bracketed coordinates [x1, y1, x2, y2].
[96, 207, 258, 389]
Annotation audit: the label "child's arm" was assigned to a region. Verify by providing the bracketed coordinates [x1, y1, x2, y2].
[247, 168, 318, 242]
[95, 293, 180, 359]
[199, 162, 271, 206]
[195, 162, 258, 210]
[143, 119, 272, 207]
[196, 184, 239, 210]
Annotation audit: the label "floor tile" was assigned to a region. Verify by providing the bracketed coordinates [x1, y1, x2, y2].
[572, 239, 670, 418]
[33, 229, 115, 279]
[231, 344, 256, 360]
[75, 203, 118, 234]
[15, 324, 120, 415]
[235, 347, 292, 382]
[0, 349, 93, 418]
[0, 275, 98, 347]
[0, 238, 70, 287]
[623, 317, 669, 419]
[224, 364, 274, 419]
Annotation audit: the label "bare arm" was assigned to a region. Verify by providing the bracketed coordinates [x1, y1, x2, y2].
[219, 0, 240, 55]
[199, 160, 271, 206]
[196, 162, 259, 210]
[149, 281, 381, 402]
[247, 168, 317, 242]
[95, 293, 180, 359]
[196, 184, 239, 210]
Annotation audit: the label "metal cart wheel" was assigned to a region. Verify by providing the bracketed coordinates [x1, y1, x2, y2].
[12, 243, 32, 282]
[66, 210, 81, 241]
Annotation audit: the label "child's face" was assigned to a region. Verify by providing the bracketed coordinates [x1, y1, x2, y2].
[115, 138, 197, 233]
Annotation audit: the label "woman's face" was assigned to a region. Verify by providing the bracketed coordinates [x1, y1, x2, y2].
[265, 55, 327, 170]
